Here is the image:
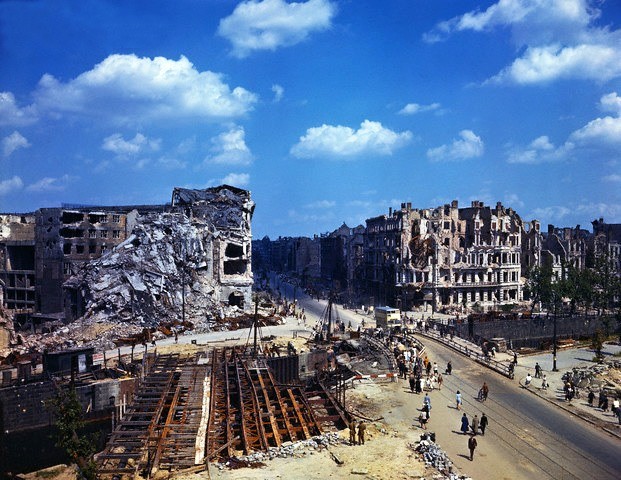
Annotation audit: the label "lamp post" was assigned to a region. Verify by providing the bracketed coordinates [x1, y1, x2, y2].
[552, 311, 557, 371]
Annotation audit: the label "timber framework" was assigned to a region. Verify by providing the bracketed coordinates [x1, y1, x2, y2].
[96, 348, 350, 478]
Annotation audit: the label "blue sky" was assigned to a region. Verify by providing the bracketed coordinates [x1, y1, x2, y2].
[1, 0, 620, 238]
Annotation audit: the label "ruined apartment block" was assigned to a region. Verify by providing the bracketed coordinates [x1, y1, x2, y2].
[35, 207, 135, 315]
[0, 185, 254, 329]
[365, 200, 523, 312]
[0, 214, 36, 320]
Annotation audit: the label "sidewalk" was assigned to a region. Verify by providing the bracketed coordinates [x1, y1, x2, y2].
[512, 346, 621, 437]
[427, 330, 621, 437]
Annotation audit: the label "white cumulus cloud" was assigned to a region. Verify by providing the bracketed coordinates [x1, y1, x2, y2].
[427, 130, 484, 161]
[218, 0, 336, 58]
[2, 131, 31, 157]
[425, 0, 621, 85]
[0, 176, 24, 195]
[102, 133, 161, 156]
[33, 54, 257, 123]
[506, 135, 573, 164]
[204, 126, 254, 166]
[221, 172, 250, 187]
[0, 92, 38, 126]
[489, 44, 621, 84]
[570, 92, 621, 144]
[290, 120, 412, 159]
[398, 102, 441, 115]
[25, 174, 77, 193]
[272, 84, 284, 102]
[304, 200, 335, 209]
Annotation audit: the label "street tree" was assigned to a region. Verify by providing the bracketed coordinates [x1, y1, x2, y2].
[46, 387, 97, 480]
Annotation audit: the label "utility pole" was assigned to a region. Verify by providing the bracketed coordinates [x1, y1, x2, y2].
[552, 303, 558, 371]
[181, 242, 186, 324]
[253, 295, 259, 358]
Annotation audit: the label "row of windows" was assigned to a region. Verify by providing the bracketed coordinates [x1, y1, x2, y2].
[63, 243, 109, 256]
[87, 229, 121, 238]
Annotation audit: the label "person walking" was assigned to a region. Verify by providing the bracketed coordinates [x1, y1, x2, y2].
[468, 436, 478, 461]
[588, 389, 595, 406]
[525, 372, 532, 387]
[357, 421, 366, 445]
[534, 362, 541, 378]
[456, 390, 463, 410]
[460, 413, 469, 434]
[349, 419, 357, 445]
[424, 393, 431, 411]
[418, 410, 429, 430]
[409, 371, 416, 393]
[446, 361, 452, 375]
[480, 413, 488, 435]
[541, 374, 548, 390]
[471, 414, 480, 435]
[437, 373, 443, 391]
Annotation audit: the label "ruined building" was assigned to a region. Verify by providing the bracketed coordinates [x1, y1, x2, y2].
[0, 186, 254, 338]
[364, 200, 523, 312]
[592, 218, 621, 276]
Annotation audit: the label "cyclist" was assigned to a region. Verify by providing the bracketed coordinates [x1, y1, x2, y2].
[479, 382, 489, 401]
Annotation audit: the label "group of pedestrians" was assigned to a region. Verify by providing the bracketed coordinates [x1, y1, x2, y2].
[414, 358, 490, 462]
[348, 419, 367, 445]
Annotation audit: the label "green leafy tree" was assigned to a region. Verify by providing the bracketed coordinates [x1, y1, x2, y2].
[46, 387, 97, 480]
[524, 264, 553, 313]
[591, 328, 604, 362]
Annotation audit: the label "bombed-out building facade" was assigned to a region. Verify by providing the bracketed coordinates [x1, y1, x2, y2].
[365, 200, 522, 312]
[0, 185, 254, 333]
[255, 199, 621, 313]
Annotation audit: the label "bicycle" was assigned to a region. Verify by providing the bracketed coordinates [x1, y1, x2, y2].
[477, 388, 488, 401]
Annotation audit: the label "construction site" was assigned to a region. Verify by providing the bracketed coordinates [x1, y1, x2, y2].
[92, 295, 405, 479]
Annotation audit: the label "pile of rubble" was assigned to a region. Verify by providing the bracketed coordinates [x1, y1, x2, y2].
[64, 212, 224, 327]
[413, 437, 471, 480]
[216, 433, 342, 469]
[564, 357, 621, 398]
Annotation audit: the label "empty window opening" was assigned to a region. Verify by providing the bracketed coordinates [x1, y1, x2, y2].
[224, 259, 246, 275]
[63, 243, 72, 254]
[112, 214, 120, 223]
[112, 230, 121, 239]
[228, 292, 244, 307]
[88, 244, 96, 254]
[6, 245, 35, 270]
[60, 227, 84, 238]
[62, 211, 84, 223]
[88, 213, 107, 224]
[225, 243, 244, 258]
[76, 245, 84, 254]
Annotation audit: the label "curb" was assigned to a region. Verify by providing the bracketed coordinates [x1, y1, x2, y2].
[518, 377, 621, 440]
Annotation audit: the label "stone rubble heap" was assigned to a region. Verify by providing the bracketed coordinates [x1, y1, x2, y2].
[564, 360, 621, 397]
[217, 433, 342, 469]
[414, 437, 471, 480]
